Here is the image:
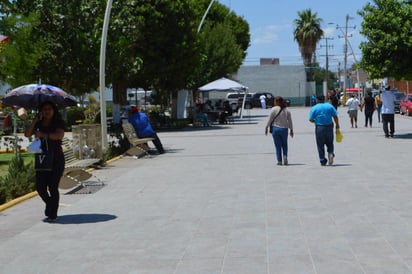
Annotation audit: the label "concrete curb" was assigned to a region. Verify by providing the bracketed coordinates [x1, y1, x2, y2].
[0, 191, 38, 212]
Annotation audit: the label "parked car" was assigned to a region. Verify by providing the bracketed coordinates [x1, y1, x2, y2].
[399, 94, 412, 116]
[239, 92, 291, 109]
[226, 92, 254, 111]
[394, 91, 405, 113]
[251, 92, 275, 108]
[238, 94, 254, 109]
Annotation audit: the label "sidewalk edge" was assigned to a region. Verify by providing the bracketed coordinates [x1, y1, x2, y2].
[0, 191, 38, 212]
[0, 155, 124, 212]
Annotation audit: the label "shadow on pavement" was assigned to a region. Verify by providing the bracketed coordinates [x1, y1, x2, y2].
[394, 133, 412, 139]
[329, 164, 353, 167]
[54, 213, 117, 224]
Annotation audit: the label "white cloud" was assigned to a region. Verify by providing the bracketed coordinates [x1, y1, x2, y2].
[323, 26, 335, 38]
[252, 24, 290, 45]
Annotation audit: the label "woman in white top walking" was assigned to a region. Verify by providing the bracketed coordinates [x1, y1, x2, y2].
[265, 96, 294, 165]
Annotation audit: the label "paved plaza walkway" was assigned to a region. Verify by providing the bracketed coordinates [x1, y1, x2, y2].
[1, 106, 412, 274]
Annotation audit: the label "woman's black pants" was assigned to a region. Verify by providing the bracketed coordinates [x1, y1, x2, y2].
[36, 154, 64, 219]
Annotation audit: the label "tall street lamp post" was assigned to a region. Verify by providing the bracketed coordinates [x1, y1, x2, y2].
[99, 0, 113, 151]
[198, 0, 215, 33]
[190, 0, 215, 123]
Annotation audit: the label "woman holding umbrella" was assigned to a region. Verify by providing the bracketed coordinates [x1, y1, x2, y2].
[25, 101, 65, 222]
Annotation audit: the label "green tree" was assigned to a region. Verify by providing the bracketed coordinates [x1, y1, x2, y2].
[311, 63, 337, 90]
[106, 0, 249, 115]
[131, 1, 200, 106]
[93, 0, 201, 111]
[358, 0, 412, 79]
[1, 0, 102, 96]
[185, 0, 249, 106]
[193, 22, 244, 85]
[1, 0, 249, 117]
[101, 0, 144, 105]
[0, 14, 48, 87]
[293, 9, 324, 81]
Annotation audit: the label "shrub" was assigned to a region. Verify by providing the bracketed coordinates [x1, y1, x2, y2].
[66, 107, 85, 130]
[0, 154, 35, 204]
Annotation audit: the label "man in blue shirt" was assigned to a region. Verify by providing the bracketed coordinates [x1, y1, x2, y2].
[309, 95, 340, 166]
[128, 106, 165, 154]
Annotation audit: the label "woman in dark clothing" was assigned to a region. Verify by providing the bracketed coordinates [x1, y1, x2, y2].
[360, 91, 376, 127]
[25, 101, 65, 222]
[219, 100, 233, 124]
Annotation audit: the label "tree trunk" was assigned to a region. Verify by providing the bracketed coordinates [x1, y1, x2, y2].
[170, 91, 178, 120]
[111, 82, 128, 126]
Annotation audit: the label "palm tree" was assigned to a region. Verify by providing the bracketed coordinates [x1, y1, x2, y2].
[293, 9, 324, 81]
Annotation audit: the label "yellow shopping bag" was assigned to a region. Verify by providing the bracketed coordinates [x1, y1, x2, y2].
[336, 128, 343, 143]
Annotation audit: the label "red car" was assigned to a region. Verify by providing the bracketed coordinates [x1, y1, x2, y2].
[400, 94, 412, 116]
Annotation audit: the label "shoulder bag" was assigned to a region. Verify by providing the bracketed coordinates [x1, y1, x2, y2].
[269, 108, 283, 133]
[34, 138, 54, 171]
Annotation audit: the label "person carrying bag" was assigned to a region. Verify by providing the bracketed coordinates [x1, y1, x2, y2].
[34, 138, 54, 171]
[25, 101, 66, 222]
[265, 96, 294, 166]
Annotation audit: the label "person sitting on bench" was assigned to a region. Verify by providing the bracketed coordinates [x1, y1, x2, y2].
[219, 100, 233, 124]
[127, 106, 165, 154]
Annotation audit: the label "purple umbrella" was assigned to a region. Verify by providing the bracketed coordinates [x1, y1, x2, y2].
[2, 84, 77, 109]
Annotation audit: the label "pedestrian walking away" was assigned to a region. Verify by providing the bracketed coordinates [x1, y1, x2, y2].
[265, 96, 294, 166]
[309, 95, 340, 166]
[311, 94, 317, 106]
[24, 101, 66, 222]
[345, 94, 361, 128]
[328, 90, 339, 110]
[360, 90, 376, 127]
[375, 90, 383, 122]
[380, 84, 396, 138]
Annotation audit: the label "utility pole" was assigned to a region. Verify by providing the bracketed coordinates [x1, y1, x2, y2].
[337, 62, 341, 90]
[336, 14, 355, 104]
[320, 37, 334, 89]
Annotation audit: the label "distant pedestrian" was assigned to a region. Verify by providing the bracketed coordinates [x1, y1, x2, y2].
[219, 100, 233, 124]
[375, 90, 383, 122]
[259, 94, 267, 109]
[265, 96, 294, 165]
[309, 95, 340, 166]
[381, 84, 396, 138]
[345, 94, 361, 128]
[360, 90, 376, 127]
[328, 90, 339, 110]
[194, 103, 210, 127]
[311, 94, 317, 106]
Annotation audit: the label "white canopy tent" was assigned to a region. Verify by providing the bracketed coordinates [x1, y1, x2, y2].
[198, 77, 248, 118]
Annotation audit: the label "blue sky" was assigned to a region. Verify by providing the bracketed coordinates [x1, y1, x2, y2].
[218, 0, 368, 71]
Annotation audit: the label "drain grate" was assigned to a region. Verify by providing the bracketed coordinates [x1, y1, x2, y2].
[65, 183, 105, 195]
